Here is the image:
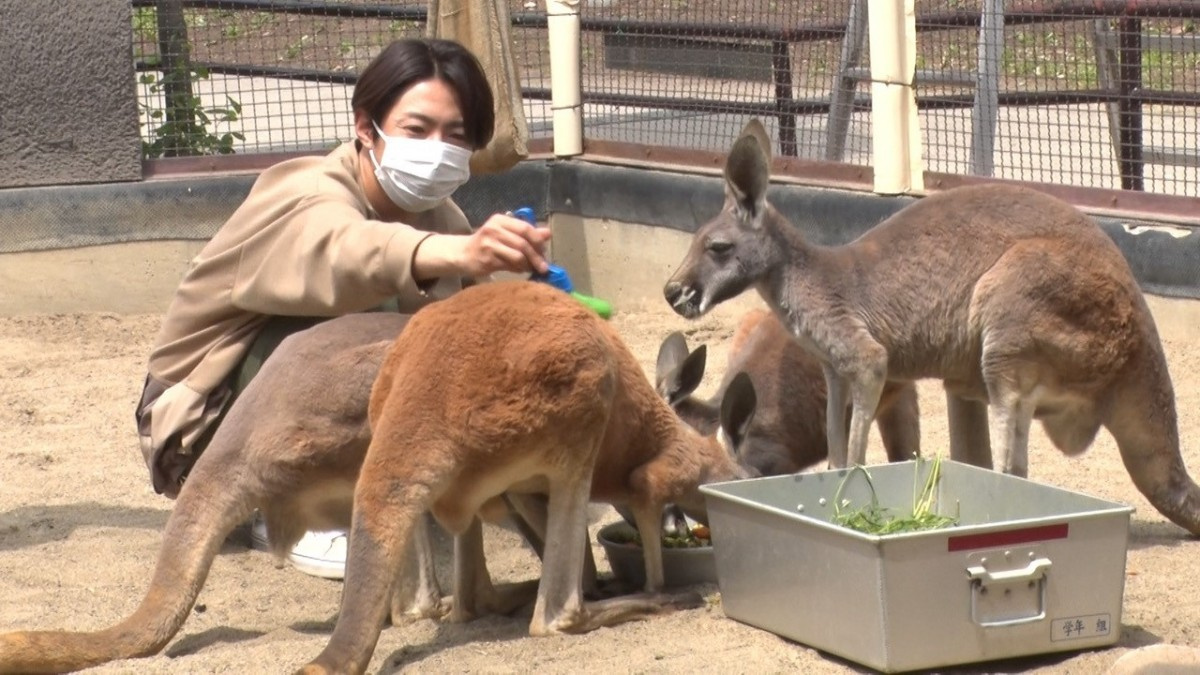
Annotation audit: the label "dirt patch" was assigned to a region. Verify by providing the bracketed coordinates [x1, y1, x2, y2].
[1, 296, 1198, 672]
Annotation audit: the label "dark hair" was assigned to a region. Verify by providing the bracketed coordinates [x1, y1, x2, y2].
[352, 38, 495, 149]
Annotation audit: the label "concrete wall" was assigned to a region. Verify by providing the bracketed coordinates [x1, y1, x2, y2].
[0, 217, 1195, 353]
[0, 216, 715, 316]
[1, 158, 1197, 315]
[0, 0, 142, 188]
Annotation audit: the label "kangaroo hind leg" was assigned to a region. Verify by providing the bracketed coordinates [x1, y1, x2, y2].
[528, 446, 603, 636]
[389, 511, 448, 625]
[300, 436, 451, 675]
[946, 392, 992, 469]
[876, 382, 921, 463]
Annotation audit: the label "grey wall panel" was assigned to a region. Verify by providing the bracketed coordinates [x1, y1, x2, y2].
[0, 0, 142, 188]
[0, 158, 1194, 298]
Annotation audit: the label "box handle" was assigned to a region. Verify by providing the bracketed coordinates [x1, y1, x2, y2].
[966, 557, 1052, 587]
[966, 557, 1052, 627]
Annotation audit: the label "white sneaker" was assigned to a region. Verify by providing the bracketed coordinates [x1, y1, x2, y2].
[249, 512, 272, 552]
[248, 512, 347, 580]
[286, 529, 348, 580]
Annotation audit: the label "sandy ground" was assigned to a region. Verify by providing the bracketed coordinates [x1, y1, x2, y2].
[2, 294, 1199, 674]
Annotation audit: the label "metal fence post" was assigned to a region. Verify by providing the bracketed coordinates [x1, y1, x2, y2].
[154, 0, 196, 158]
[771, 40, 797, 157]
[1116, 17, 1145, 191]
[826, 0, 868, 162]
[969, 0, 1004, 177]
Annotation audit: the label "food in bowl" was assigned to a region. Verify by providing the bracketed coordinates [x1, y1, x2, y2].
[602, 523, 711, 549]
[596, 521, 717, 588]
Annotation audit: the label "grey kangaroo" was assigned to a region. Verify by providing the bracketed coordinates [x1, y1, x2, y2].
[663, 117, 1200, 536]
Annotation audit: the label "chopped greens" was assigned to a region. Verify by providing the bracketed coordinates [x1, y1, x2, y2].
[832, 456, 959, 535]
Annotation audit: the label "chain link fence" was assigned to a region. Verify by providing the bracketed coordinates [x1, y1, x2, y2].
[913, 1, 1199, 194]
[128, 0, 1197, 197]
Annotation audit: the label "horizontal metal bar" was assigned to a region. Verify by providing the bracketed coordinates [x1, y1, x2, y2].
[843, 66, 979, 87]
[1095, 32, 1200, 54]
[133, 59, 1200, 115]
[577, 142, 1200, 224]
[129, 0, 1200, 46]
[580, 139, 875, 190]
[130, 0, 430, 21]
[919, 88, 1200, 108]
[926, 1, 1200, 29]
[922, 170, 1200, 225]
[1145, 148, 1200, 168]
[140, 138, 555, 177]
[136, 60, 1200, 120]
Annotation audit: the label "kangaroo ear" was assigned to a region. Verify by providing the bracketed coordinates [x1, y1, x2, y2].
[742, 118, 772, 159]
[719, 371, 758, 450]
[660, 343, 708, 405]
[656, 332, 690, 381]
[724, 119, 772, 226]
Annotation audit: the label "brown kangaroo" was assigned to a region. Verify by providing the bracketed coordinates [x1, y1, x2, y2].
[663, 117, 1200, 536]
[0, 312, 545, 674]
[299, 280, 753, 674]
[656, 307, 920, 476]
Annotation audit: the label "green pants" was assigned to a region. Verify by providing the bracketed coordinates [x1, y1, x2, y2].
[189, 299, 401, 461]
[187, 315, 328, 457]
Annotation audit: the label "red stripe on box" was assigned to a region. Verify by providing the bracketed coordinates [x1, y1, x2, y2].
[947, 523, 1069, 552]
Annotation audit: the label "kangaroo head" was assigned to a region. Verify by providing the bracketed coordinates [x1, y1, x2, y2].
[655, 332, 719, 435]
[671, 369, 760, 523]
[664, 118, 779, 318]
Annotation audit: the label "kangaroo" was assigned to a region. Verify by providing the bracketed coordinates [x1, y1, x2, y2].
[298, 279, 753, 674]
[663, 117, 1200, 536]
[0, 313, 547, 674]
[657, 307, 920, 476]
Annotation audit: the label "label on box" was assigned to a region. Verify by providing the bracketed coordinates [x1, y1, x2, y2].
[1050, 613, 1112, 641]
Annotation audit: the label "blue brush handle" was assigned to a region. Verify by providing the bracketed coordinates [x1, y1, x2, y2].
[515, 207, 574, 293]
[514, 207, 612, 318]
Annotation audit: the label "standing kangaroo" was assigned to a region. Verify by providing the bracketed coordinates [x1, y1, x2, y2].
[663, 118, 1200, 536]
[0, 312, 573, 674]
[656, 307, 920, 476]
[300, 280, 752, 674]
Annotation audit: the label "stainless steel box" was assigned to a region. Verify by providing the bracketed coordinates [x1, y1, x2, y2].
[700, 460, 1134, 673]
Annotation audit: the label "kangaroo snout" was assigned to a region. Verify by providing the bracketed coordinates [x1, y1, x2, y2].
[663, 280, 703, 319]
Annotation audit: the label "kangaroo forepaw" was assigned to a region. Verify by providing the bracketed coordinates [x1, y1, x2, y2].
[389, 596, 450, 626]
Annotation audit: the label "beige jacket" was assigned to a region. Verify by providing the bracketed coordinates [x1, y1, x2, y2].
[137, 140, 472, 493]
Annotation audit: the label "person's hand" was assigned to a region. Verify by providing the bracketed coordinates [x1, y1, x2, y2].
[411, 212, 552, 282]
[462, 213, 552, 276]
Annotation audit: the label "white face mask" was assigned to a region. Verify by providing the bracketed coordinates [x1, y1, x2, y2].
[368, 121, 472, 212]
